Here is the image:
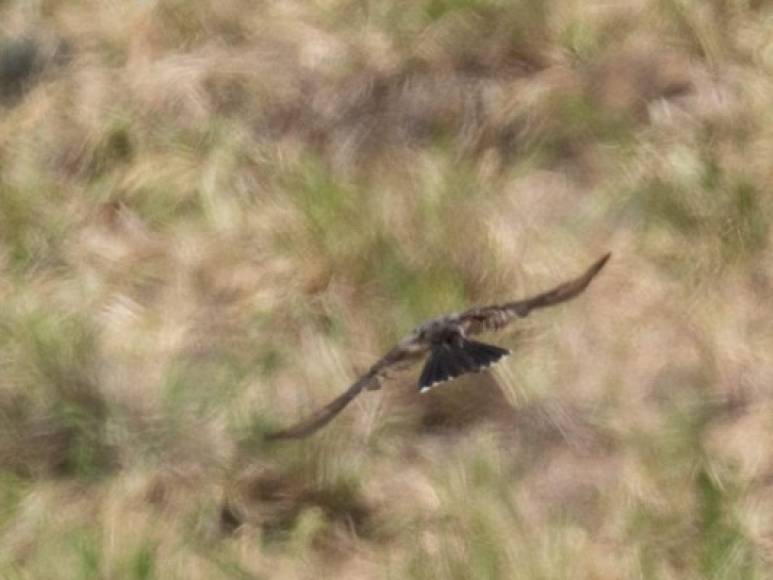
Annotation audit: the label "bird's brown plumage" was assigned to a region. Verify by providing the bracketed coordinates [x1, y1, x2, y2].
[266, 252, 610, 440]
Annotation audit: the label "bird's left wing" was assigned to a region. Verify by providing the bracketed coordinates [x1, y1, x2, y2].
[458, 253, 611, 336]
[265, 338, 428, 440]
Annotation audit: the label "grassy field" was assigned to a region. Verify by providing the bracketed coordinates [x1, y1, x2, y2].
[1, 0, 772, 578]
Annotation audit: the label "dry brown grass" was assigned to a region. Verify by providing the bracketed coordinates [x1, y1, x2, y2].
[1, 0, 772, 578]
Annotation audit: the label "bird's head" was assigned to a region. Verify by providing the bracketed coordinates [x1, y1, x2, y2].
[414, 316, 461, 345]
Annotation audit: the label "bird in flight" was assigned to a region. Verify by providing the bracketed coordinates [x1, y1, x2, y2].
[266, 253, 610, 440]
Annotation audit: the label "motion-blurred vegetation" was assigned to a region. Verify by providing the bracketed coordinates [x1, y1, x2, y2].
[1, 0, 772, 578]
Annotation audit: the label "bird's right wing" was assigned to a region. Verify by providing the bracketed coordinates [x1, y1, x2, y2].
[458, 253, 611, 336]
[265, 339, 427, 440]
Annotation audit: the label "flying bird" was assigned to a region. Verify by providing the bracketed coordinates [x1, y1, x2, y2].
[266, 252, 610, 440]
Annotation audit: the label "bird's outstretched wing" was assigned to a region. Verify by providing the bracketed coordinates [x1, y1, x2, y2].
[458, 253, 611, 336]
[266, 252, 610, 440]
[265, 340, 427, 440]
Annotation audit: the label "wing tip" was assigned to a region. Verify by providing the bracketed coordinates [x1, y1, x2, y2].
[579, 251, 612, 288]
[592, 251, 612, 273]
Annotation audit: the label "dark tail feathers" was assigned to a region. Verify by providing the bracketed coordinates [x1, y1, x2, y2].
[418, 339, 509, 393]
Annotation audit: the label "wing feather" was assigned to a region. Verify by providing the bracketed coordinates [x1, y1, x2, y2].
[265, 340, 427, 440]
[459, 253, 610, 336]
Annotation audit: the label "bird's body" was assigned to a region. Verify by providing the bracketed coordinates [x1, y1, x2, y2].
[385, 314, 511, 393]
[266, 253, 611, 440]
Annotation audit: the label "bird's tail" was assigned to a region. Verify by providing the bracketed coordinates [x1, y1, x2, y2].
[418, 339, 509, 393]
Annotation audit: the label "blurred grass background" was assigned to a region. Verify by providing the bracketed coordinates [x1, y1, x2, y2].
[1, 0, 772, 578]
